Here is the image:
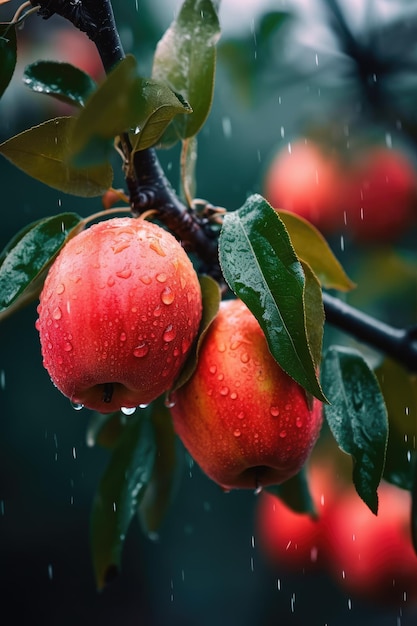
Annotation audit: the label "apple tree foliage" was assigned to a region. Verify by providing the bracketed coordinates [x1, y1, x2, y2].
[0, 0, 416, 589]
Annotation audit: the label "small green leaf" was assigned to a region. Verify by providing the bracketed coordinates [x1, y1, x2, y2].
[23, 60, 97, 107]
[0, 22, 16, 99]
[70, 55, 190, 163]
[375, 358, 417, 490]
[0, 213, 83, 321]
[321, 346, 388, 514]
[266, 465, 316, 516]
[138, 397, 183, 537]
[91, 410, 157, 590]
[219, 194, 325, 401]
[0, 117, 113, 196]
[152, 0, 220, 143]
[172, 274, 221, 391]
[278, 210, 355, 292]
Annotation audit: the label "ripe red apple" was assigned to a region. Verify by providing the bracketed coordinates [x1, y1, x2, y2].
[36, 217, 202, 413]
[263, 140, 343, 234]
[169, 298, 323, 490]
[255, 461, 342, 571]
[344, 146, 417, 242]
[323, 480, 417, 605]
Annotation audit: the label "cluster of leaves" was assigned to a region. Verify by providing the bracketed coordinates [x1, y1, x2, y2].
[0, 0, 416, 589]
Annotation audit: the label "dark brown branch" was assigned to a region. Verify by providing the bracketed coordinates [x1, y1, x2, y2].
[323, 292, 417, 373]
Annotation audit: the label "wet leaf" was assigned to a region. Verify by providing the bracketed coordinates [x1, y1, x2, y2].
[0, 117, 113, 196]
[278, 210, 355, 292]
[23, 60, 97, 107]
[70, 55, 190, 164]
[91, 409, 157, 590]
[219, 194, 325, 401]
[321, 346, 388, 514]
[302, 261, 324, 369]
[375, 359, 417, 490]
[138, 397, 183, 536]
[86, 411, 124, 449]
[152, 0, 220, 144]
[0, 213, 83, 321]
[172, 274, 221, 390]
[0, 22, 16, 99]
[266, 465, 316, 516]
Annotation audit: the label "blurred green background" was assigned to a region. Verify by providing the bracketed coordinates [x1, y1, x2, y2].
[1, 0, 417, 624]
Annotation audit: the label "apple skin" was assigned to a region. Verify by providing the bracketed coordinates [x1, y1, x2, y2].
[263, 141, 343, 234]
[169, 298, 323, 490]
[344, 147, 416, 243]
[323, 481, 417, 605]
[36, 217, 202, 413]
[255, 462, 341, 571]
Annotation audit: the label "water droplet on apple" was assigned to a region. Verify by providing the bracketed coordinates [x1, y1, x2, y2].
[71, 401, 84, 411]
[64, 342, 73, 352]
[52, 307, 62, 320]
[121, 406, 136, 416]
[279, 430, 287, 438]
[230, 340, 241, 350]
[149, 238, 166, 257]
[233, 428, 241, 437]
[56, 283, 65, 294]
[270, 406, 280, 417]
[237, 411, 245, 420]
[220, 386, 229, 396]
[217, 342, 226, 353]
[163, 324, 176, 342]
[139, 403, 149, 409]
[161, 286, 175, 305]
[116, 268, 132, 279]
[209, 365, 217, 375]
[107, 276, 115, 287]
[240, 352, 249, 363]
[120, 332, 127, 342]
[230, 392, 238, 400]
[164, 393, 175, 408]
[133, 343, 149, 358]
[296, 417, 303, 428]
[156, 273, 167, 283]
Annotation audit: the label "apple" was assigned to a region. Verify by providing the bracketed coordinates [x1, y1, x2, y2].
[344, 146, 417, 242]
[169, 298, 323, 490]
[36, 217, 202, 413]
[255, 461, 342, 571]
[263, 140, 343, 234]
[323, 480, 417, 605]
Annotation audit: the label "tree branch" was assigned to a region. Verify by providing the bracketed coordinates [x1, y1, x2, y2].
[323, 292, 417, 373]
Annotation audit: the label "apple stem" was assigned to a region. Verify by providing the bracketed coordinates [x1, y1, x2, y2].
[102, 383, 114, 404]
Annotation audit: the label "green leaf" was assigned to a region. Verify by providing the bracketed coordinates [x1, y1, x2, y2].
[91, 410, 157, 590]
[219, 194, 325, 401]
[321, 346, 388, 514]
[266, 465, 316, 516]
[0, 213, 83, 321]
[302, 261, 324, 369]
[70, 55, 191, 164]
[138, 397, 183, 537]
[278, 210, 355, 292]
[375, 358, 417, 490]
[172, 274, 221, 391]
[152, 0, 220, 143]
[0, 117, 113, 196]
[0, 22, 16, 99]
[23, 60, 97, 107]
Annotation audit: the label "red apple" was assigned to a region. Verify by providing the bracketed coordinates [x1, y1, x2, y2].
[169, 298, 323, 490]
[323, 480, 417, 605]
[36, 217, 202, 413]
[344, 147, 417, 242]
[263, 140, 343, 234]
[255, 461, 342, 571]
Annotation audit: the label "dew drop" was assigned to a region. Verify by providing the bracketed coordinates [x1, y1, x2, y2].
[237, 411, 245, 420]
[139, 403, 149, 409]
[64, 342, 73, 352]
[296, 417, 303, 428]
[209, 365, 217, 375]
[107, 276, 115, 287]
[153, 306, 162, 317]
[71, 401, 84, 411]
[163, 324, 176, 342]
[156, 273, 167, 283]
[220, 386, 229, 396]
[121, 406, 136, 416]
[150, 239, 166, 257]
[279, 430, 287, 438]
[230, 340, 241, 350]
[217, 342, 226, 353]
[270, 406, 280, 417]
[240, 352, 250, 363]
[56, 283, 65, 295]
[52, 307, 62, 321]
[230, 392, 238, 400]
[233, 429, 241, 438]
[161, 286, 175, 305]
[120, 332, 127, 342]
[116, 268, 132, 279]
[164, 393, 175, 409]
[133, 343, 149, 358]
